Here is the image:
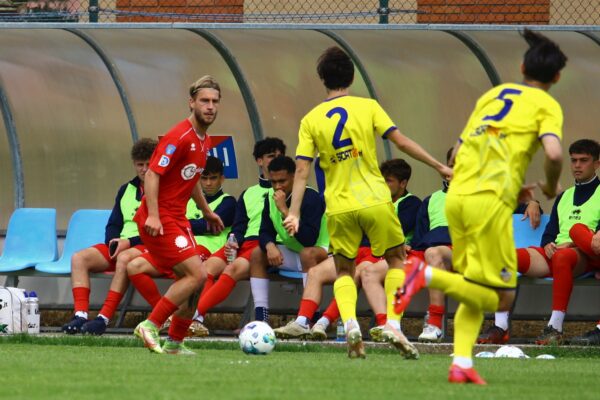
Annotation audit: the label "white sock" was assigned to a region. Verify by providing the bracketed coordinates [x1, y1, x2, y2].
[345, 318, 360, 332]
[98, 314, 109, 325]
[196, 314, 204, 323]
[302, 273, 307, 287]
[453, 356, 473, 369]
[192, 310, 199, 321]
[424, 266, 433, 286]
[295, 316, 310, 327]
[250, 277, 270, 309]
[387, 319, 401, 331]
[316, 316, 330, 328]
[75, 311, 88, 319]
[549, 310, 565, 332]
[495, 311, 509, 331]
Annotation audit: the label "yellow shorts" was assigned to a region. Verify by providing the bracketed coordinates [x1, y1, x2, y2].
[445, 192, 517, 289]
[327, 202, 405, 259]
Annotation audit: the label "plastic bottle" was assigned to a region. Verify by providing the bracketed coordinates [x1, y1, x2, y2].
[226, 233, 238, 264]
[336, 319, 346, 342]
[26, 291, 40, 334]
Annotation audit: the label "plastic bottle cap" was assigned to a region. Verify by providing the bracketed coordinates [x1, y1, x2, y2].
[29, 291, 38, 298]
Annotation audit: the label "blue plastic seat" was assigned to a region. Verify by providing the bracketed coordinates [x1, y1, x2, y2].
[0, 208, 58, 272]
[512, 214, 550, 249]
[35, 209, 111, 274]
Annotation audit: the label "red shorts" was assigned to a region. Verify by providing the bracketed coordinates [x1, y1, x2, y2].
[212, 240, 259, 263]
[137, 244, 210, 280]
[92, 243, 147, 272]
[529, 246, 599, 277]
[355, 246, 384, 265]
[138, 219, 200, 272]
[407, 249, 425, 264]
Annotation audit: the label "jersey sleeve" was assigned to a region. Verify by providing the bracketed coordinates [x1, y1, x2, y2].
[149, 135, 181, 175]
[538, 101, 563, 141]
[371, 100, 396, 138]
[296, 117, 316, 161]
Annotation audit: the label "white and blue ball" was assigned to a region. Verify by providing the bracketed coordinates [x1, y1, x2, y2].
[238, 321, 276, 355]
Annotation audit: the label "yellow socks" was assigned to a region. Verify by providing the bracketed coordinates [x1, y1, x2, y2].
[384, 268, 406, 323]
[333, 275, 358, 323]
[428, 268, 499, 312]
[453, 303, 483, 360]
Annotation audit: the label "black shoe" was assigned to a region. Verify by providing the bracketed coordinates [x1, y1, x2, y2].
[62, 316, 88, 334]
[81, 316, 107, 336]
[535, 325, 563, 345]
[570, 327, 600, 346]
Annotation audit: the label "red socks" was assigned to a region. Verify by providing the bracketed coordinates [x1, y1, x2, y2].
[129, 273, 162, 307]
[551, 248, 578, 312]
[375, 313, 387, 327]
[427, 304, 445, 329]
[168, 315, 193, 342]
[196, 274, 236, 316]
[570, 223, 597, 259]
[199, 273, 215, 300]
[98, 290, 124, 321]
[323, 299, 340, 323]
[516, 248, 531, 274]
[298, 299, 319, 320]
[72, 287, 90, 314]
[148, 296, 178, 327]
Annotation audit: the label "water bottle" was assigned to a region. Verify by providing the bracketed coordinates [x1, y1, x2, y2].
[226, 233, 238, 264]
[336, 319, 345, 342]
[26, 291, 40, 334]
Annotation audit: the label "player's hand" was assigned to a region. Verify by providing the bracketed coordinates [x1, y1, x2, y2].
[273, 190, 289, 217]
[517, 183, 537, 204]
[544, 242, 557, 259]
[266, 243, 284, 267]
[283, 214, 300, 236]
[592, 231, 600, 256]
[224, 239, 239, 260]
[144, 215, 163, 237]
[522, 201, 541, 229]
[538, 181, 562, 200]
[205, 211, 224, 234]
[557, 242, 575, 249]
[404, 244, 412, 252]
[109, 238, 131, 259]
[437, 165, 453, 181]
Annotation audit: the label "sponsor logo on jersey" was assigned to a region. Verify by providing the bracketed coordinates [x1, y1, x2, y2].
[181, 163, 198, 180]
[165, 144, 176, 155]
[158, 155, 170, 167]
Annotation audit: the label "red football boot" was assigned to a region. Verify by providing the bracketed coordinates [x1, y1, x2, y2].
[394, 255, 426, 314]
[448, 364, 487, 385]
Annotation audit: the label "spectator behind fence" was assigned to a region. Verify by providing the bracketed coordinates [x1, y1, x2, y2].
[62, 138, 157, 335]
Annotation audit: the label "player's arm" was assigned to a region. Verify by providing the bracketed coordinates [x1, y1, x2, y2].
[295, 190, 324, 247]
[538, 135, 563, 199]
[143, 169, 162, 236]
[259, 197, 283, 266]
[191, 181, 224, 233]
[284, 158, 311, 235]
[387, 129, 452, 180]
[105, 183, 127, 244]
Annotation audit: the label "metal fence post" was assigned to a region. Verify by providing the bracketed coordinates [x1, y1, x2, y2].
[89, 0, 99, 22]
[378, 0, 389, 24]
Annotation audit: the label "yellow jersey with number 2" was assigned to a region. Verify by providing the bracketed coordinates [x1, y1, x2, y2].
[451, 83, 563, 209]
[296, 95, 396, 216]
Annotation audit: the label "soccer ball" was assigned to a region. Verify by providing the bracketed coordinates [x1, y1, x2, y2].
[495, 345, 528, 358]
[238, 321, 276, 355]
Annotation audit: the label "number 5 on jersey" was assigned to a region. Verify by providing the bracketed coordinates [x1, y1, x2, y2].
[483, 88, 522, 122]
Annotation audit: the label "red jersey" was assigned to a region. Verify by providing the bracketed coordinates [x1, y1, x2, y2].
[135, 118, 211, 224]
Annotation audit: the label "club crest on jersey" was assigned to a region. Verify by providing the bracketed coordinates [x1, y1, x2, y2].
[181, 163, 198, 180]
[165, 144, 176, 155]
[174, 235, 189, 249]
[500, 267, 512, 283]
[158, 156, 170, 167]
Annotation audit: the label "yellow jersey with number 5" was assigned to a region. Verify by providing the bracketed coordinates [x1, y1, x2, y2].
[296, 95, 396, 215]
[450, 83, 563, 209]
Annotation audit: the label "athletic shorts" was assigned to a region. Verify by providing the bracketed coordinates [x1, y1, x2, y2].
[137, 219, 199, 273]
[446, 192, 517, 289]
[212, 240, 259, 263]
[355, 246, 385, 265]
[137, 244, 210, 280]
[407, 249, 425, 264]
[92, 243, 147, 272]
[529, 246, 600, 277]
[327, 202, 405, 259]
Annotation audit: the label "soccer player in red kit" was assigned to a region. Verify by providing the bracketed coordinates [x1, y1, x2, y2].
[133, 76, 224, 354]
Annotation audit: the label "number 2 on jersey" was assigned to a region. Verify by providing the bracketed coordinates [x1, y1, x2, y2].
[327, 107, 353, 150]
[482, 88, 522, 122]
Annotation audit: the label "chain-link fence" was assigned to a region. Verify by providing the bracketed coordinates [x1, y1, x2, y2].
[0, 0, 598, 24]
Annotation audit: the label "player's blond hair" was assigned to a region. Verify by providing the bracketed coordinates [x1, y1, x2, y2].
[189, 75, 221, 99]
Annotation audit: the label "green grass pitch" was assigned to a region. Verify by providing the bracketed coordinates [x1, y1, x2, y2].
[0, 335, 598, 400]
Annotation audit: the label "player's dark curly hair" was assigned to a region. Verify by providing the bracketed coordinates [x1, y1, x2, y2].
[317, 46, 355, 91]
[521, 29, 567, 84]
[380, 158, 412, 182]
[268, 155, 296, 174]
[569, 139, 600, 161]
[131, 138, 157, 161]
[253, 137, 286, 159]
[203, 156, 225, 175]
